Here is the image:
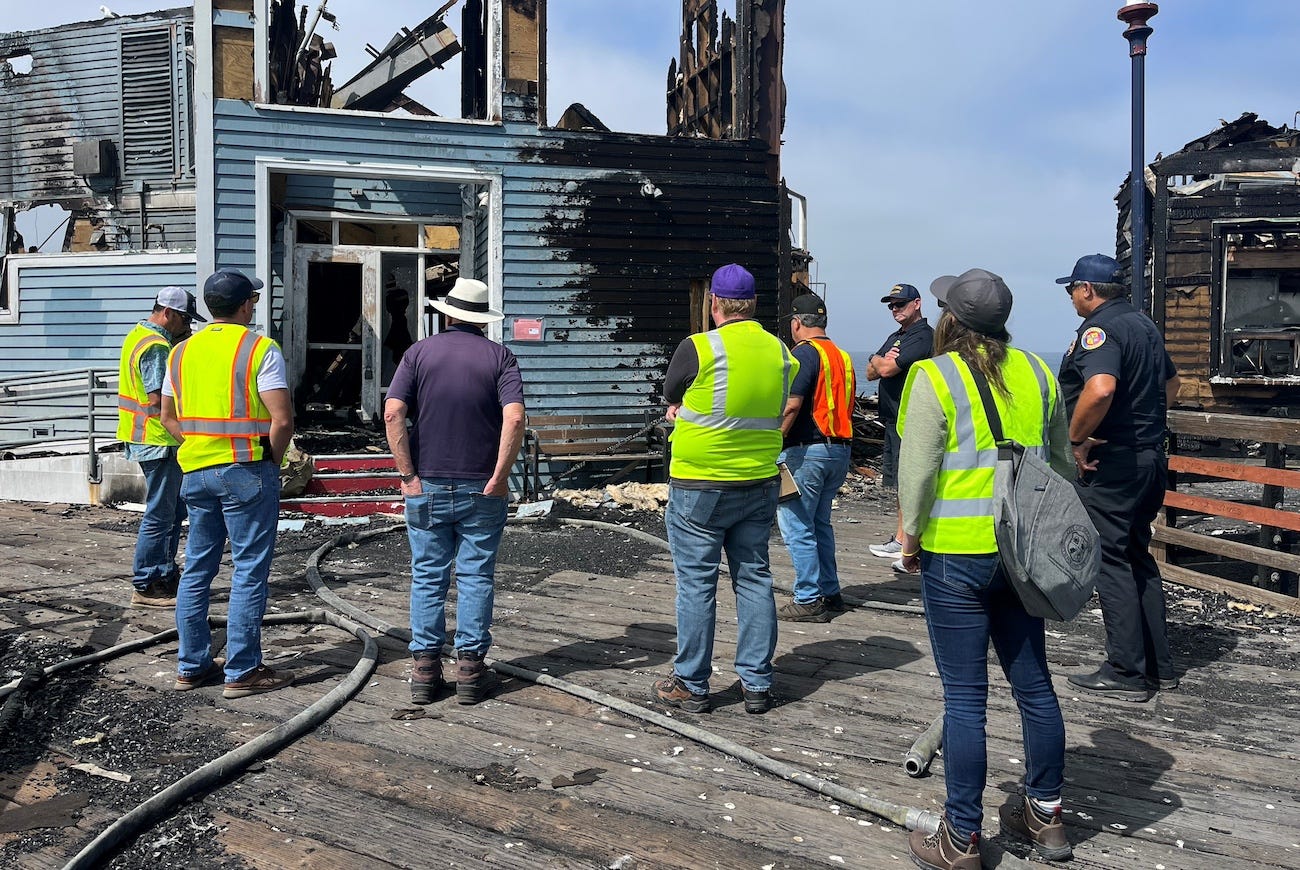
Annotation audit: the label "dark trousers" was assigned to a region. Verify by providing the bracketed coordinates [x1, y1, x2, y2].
[1075, 446, 1172, 685]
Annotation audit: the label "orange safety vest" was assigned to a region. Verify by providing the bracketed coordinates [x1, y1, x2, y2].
[798, 336, 856, 439]
[168, 324, 276, 472]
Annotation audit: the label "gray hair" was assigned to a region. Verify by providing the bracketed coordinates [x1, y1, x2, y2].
[793, 313, 827, 329]
[1085, 281, 1127, 301]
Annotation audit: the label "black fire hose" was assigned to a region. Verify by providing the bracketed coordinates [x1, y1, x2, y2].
[307, 520, 947, 836]
[0, 665, 46, 739]
[0, 610, 377, 870]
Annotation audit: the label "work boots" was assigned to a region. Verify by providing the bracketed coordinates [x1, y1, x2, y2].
[998, 795, 1072, 861]
[410, 652, 445, 705]
[907, 818, 981, 870]
[455, 650, 495, 705]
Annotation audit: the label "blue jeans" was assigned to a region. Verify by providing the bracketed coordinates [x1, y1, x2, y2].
[666, 481, 779, 694]
[176, 461, 280, 683]
[133, 451, 186, 590]
[777, 442, 850, 603]
[921, 551, 1065, 841]
[405, 477, 508, 656]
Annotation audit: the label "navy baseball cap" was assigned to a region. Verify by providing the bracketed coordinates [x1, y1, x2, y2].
[880, 283, 921, 304]
[1056, 254, 1121, 285]
[203, 269, 264, 308]
[711, 264, 756, 300]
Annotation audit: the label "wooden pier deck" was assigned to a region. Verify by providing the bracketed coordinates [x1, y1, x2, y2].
[1, 497, 1298, 869]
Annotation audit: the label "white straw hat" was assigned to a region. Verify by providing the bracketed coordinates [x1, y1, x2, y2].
[430, 277, 503, 324]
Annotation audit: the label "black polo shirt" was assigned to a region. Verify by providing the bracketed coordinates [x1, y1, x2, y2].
[1058, 298, 1176, 449]
[874, 317, 934, 423]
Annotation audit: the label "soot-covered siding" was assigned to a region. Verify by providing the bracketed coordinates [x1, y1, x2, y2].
[211, 97, 784, 416]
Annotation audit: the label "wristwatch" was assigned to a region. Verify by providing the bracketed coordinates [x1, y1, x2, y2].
[400, 472, 418, 483]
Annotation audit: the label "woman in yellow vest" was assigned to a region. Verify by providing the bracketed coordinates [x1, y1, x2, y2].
[896, 270, 1074, 870]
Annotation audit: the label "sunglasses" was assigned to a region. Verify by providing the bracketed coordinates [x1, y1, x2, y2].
[887, 300, 912, 310]
[1065, 281, 1084, 296]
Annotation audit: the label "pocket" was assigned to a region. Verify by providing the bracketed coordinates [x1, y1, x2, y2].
[930, 553, 999, 595]
[686, 489, 721, 525]
[218, 463, 263, 506]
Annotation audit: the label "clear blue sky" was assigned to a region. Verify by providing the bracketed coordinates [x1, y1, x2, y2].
[10, 1, 1300, 355]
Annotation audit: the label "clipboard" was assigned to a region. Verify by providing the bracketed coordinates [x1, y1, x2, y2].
[778, 462, 802, 503]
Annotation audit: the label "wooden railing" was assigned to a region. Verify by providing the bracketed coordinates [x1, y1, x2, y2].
[1155, 410, 1300, 614]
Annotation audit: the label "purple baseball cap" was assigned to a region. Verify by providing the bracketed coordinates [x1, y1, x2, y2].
[711, 264, 756, 300]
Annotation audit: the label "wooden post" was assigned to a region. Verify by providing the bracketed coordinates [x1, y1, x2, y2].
[1257, 441, 1285, 592]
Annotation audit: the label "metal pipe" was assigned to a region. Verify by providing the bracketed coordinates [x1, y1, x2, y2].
[86, 370, 100, 483]
[903, 714, 944, 777]
[298, 0, 330, 56]
[1119, 3, 1158, 315]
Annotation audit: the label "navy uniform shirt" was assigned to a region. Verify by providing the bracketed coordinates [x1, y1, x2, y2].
[874, 318, 934, 424]
[1058, 298, 1176, 450]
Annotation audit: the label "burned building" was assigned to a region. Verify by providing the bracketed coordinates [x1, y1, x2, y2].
[0, 7, 198, 365]
[1, 0, 808, 443]
[1121, 113, 1300, 413]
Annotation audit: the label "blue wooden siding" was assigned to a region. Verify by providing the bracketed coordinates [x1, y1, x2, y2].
[282, 175, 462, 217]
[0, 255, 197, 374]
[212, 97, 782, 417]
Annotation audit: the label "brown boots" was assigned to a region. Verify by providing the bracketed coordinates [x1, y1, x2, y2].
[998, 795, 1072, 861]
[908, 818, 981, 870]
[454, 650, 495, 705]
[410, 653, 445, 704]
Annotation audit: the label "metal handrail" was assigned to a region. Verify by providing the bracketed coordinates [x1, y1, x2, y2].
[0, 368, 119, 482]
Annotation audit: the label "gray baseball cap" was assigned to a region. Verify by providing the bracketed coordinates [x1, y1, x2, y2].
[929, 268, 1013, 335]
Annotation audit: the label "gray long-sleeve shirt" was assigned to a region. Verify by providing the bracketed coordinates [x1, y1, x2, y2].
[898, 360, 1072, 538]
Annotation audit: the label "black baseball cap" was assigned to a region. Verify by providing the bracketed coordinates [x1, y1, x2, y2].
[203, 269, 264, 309]
[880, 283, 920, 304]
[790, 294, 827, 317]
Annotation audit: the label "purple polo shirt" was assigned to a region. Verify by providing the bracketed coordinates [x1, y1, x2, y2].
[387, 324, 525, 479]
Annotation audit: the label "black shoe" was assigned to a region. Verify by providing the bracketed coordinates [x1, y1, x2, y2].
[823, 592, 847, 612]
[1147, 675, 1179, 691]
[741, 686, 770, 715]
[1067, 669, 1151, 702]
[130, 581, 177, 608]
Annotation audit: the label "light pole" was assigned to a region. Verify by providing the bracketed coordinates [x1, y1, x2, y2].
[1119, 2, 1158, 314]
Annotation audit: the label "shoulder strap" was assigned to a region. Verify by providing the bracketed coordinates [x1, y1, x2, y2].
[963, 357, 1005, 444]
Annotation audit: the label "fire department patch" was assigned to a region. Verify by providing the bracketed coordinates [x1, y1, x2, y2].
[1080, 327, 1107, 350]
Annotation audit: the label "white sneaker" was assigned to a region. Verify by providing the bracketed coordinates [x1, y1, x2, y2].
[869, 538, 902, 558]
[891, 558, 910, 574]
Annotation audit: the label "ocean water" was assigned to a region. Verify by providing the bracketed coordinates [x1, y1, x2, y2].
[849, 349, 1065, 398]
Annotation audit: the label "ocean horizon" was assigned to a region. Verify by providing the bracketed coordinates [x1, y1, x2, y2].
[849, 349, 1066, 397]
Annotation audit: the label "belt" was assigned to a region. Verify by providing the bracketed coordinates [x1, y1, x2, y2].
[792, 435, 852, 447]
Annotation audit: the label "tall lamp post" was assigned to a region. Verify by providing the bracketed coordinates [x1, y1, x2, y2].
[1119, 2, 1158, 314]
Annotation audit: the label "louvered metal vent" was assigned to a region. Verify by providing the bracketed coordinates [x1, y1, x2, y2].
[120, 27, 177, 181]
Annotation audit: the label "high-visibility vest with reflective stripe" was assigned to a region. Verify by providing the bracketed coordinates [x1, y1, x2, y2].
[898, 348, 1057, 554]
[168, 324, 276, 473]
[116, 323, 177, 446]
[797, 336, 856, 439]
[670, 320, 798, 482]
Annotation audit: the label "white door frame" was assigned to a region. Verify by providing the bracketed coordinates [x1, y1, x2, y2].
[292, 245, 381, 419]
[254, 157, 504, 340]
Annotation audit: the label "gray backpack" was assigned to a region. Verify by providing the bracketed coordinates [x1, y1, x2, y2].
[969, 358, 1099, 622]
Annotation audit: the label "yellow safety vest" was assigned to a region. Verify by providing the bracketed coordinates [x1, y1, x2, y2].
[898, 348, 1057, 554]
[116, 323, 178, 446]
[670, 320, 797, 482]
[168, 324, 276, 473]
